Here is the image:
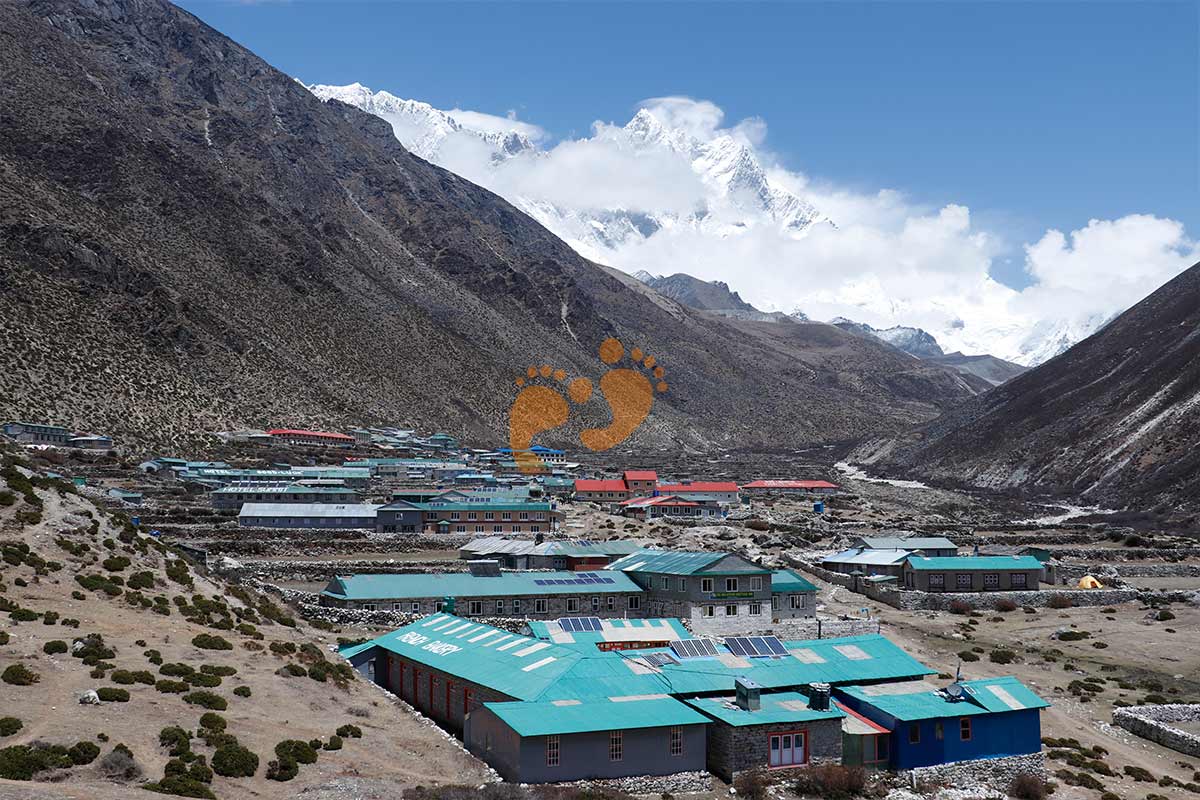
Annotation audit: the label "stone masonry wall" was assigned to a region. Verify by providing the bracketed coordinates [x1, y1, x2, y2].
[705, 716, 842, 783]
[907, 752, 1046, 787]
[1112, 705, 1200, 757]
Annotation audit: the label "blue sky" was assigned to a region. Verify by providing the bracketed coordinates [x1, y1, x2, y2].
[177, 0, 1197, 292]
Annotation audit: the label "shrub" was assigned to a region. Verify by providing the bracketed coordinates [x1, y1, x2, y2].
[200, 664, 237, 677]
[127, 571, 155, 590]
[994, 598, 1019, 612]
[958, 650, 980, 662]
[156, 680, 190, 694]
[266, 757, 298, 781]
[143, 775, 215, 799]
[324, 735, 343, 751]
[99, 743, 141, 781]
[1008, 773, 1049, 800]
[1125, 765, 1155, 782]
[793, 764, 867, 799]
[2, 664, 39, 686]
[212, 743, 259, 778]
[1058, 630, 1090, 641]
[145, 649, 163, 665]
[275, 739, 318, 765]
[199, 712, 226, 732]
[160, 662, 195, 678]
[69, 740, 101, 765]
[43, 640, 68, 655]
[0, 718, 22, 737]
[183, 691, 227, 711]
[186, 672, 222, 688]
[98, 687, 130, 702]
[336, 724, 363, 739]
[102, 556, 131, 572]
[160, 726, 192, 757]
[233, 686, 251, 698]
[989, 649, 1017, 664]
[733, 766, 772, 800]
[0, 632, 8, 645]
[1156, 610, 1176, 621]
[1047, 594, 1074, 609]
[269, 641, 297, 657]
[948, 599, 972, 615]
[191, 634, 232, 651]
[0, 744, 72, 780]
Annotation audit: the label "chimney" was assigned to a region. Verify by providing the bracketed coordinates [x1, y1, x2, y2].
[808, 682, 831, 711]
[735, 677, 761, 711]
[467, 560, 501, 577]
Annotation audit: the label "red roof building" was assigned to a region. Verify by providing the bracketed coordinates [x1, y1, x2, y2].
[741, 479, 840, 494]
[573, 478, 632, 502]
[267, 429, 355, 446]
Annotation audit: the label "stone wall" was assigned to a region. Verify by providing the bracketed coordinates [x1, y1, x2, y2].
[705, 716, 843, 783]
[555, 770, 712, 795]
[1112, 704, 1200, 757]
[907, 752, 1046, 786]
[690, 611, 878, 639]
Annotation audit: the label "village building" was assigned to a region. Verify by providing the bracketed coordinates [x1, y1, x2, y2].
[496, 445, 567, 465]
[901, 555, 1045, 592]
[741, 480, 841, 496]
[835, 677, 1049, 769]
[770, 569, 819, 620]
[237, 502, 380, 529]
[851, 535, 958, 557]
[67, 434, 114, 450]
[267, 428, 356, 447]
[654, 480, 741, 505]
[209, 481, 360, 510]
[617, 494, 726, 521]
[414, 500, 563, 535]
[458, 537, 640, 570]
[320, 568, 644, 617]
[185, 466, 372, 489]
[821, 549, 912, 579]
[573, 478, 631, 503]
[337, 614, 945, 783]
[523, 617, 690, 650]
[106, 488, 143, 506]
[2, 421, 70, 445]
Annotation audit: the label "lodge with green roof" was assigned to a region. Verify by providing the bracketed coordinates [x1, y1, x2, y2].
[901, 555, 1045, 592]
[337, 612, 1048, 784]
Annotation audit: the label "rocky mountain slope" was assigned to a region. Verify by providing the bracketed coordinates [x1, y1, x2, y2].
[925, 352, 1028, 387]
[0, 0, 982, 450]
[831, 320, 945, 359]
[851, 261, 1200, 514]
[634, 272, 789, 322]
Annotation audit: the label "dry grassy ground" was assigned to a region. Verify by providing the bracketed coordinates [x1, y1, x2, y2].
[0, 475, 490, 799]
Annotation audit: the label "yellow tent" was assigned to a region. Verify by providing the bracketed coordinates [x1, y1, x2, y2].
[1077, 575, 1102, 589]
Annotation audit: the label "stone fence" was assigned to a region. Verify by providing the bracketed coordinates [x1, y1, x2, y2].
[907, 752, 1046, 789]
[689, 610, 878, 639]
[790, 560, 1141, 611]
[225, 559, 474, 582]
[1112, 704, 1200, 757]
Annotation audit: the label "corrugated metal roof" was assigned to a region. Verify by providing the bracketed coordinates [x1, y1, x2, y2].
[858, 536, 957, 551]
[238, 503, 379, 518]
[323, 570, 641, 601]
[906, 556, 1043, 571]
[822, 548, 912, 566]
[656, 481, 739, 492]
[839, 676, 1049, 721]
[685, 691, 846, 727]
[214, 483, 355, 496]
[575, 479, 629, 492]
[743, 480, 839, 489]
[771, 569, 818, 593]
[525, 617, 690, 648]
[623, 470, 658, 481]
[484, 696, 707, 736]
[609, 549, 756, 575]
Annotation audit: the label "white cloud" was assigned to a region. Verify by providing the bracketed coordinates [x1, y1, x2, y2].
[339, 86, 1197, 365]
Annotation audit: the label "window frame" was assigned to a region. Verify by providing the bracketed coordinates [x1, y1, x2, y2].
[725, 577, 739, 592]
[725, 604, 738, 616]
[546, 735, 560, 767]
[609, 730, 623, 762]
[1011, 573, 1028, 588]
[960, 717, 972, 741]
[908, 723, 921, 744]
[751, 576, 763, 591]
[701, 578, 714, 593]
[669, 726, 683, 757]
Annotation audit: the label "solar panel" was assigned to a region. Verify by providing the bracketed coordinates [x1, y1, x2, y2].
[601, 578, 614, 584]
[749, 636, 769, 654]
[725, 636, 751, 656]
[559, 617, 602, 632]
[763, 636, 788, 655]
[692, 639, 720, 657]
[642, 653, 678, 667]
[669, 639, 719, 659]
[534, 579, 547, 586]
[724, 636, 788, 657]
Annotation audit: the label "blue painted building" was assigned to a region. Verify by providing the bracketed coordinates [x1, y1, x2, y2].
[835, 677, 1049, 769]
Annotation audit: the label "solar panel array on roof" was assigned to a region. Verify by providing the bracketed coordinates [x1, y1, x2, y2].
[533, 572, 616, 586]
[558, 617, 602, 632]
[725, 636, 789, 657]
[670, 639, 720, 659]
[641, 652, 679, 667]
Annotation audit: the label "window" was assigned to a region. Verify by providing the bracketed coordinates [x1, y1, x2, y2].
[567, 597, 580, 613]
[609, 730, 623, 761]
[908, 724, 921, 744]
[670, 726, 683, 757]
[501, 512, 512, 521]
[983, 573, 999, 590]
[874, 735, 889, 762]
[767, 731, 806, 767]
[546, 735, 560, 767]
[591, 596, 600, 612]
[467, 512, 477, 521]
[535, 598, 548, 614]
[749, 602, 762, 616]
[485, 512, 494, 521]
[1011, 573, 1028, 588]
[701, 578, 714, 593]
[607, 596, 615, 610]
[960, 718, 972, 741]
[725, 577, 739, 592]
[627, 596, 641, 610]
[450, 512, 461, 520]
[702, 605, 715, 617]
[725, 604, 738, 616]
[475, 525, 484, 533]
[411, 602, 420, 613]
[677, 578, 686, 592]
[493, 525, 503, 533]
[393, 603, 404, 611]
[791, 594, 806, 609]
[496, 600, 505, 615]
[530, 526, 540, 533]
[928, 574, 945, 591]
[935, 721, 944, 740]
[660, 576, 670, 590]
[751, 576, 763, 591]
[455, 525, 466, 533]
[512, 599, 521, 614]
[468, 600, 483, 616]
[956, 574, 973, 590]
[363, 603, 378, 612]
[772, 596, 780, 610]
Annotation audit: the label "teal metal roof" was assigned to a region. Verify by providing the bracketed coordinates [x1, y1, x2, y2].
[525, 617, 691, 649]
[838, 677, 1049, 722]
[608, 549, 767, 576]
[484, 696, 708, 736]
[685, 692, 846, 727]
[418, 501, 555, 512]
[337, 641, 376, 660]
[906, 556, 1043, 571]
[772, 569, 818, 593]
[323, 571, 641, 601]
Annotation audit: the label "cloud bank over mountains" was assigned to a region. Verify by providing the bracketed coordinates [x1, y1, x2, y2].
[308, 83, 1198, 365]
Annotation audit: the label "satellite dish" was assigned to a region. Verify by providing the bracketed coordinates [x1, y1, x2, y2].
[946, 682, 964, 699]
